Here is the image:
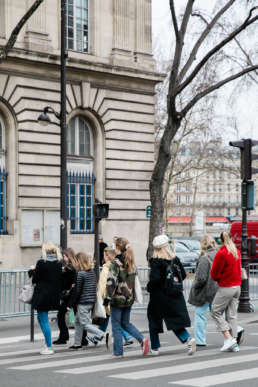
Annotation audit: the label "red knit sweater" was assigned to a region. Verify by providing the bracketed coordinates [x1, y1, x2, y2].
[210, 245, 241, 287]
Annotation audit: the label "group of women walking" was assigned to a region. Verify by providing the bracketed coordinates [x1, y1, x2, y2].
[29, 230, 244, 357]
[29, 237, 149, 357]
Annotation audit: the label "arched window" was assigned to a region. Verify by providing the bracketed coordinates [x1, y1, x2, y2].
[67, 115, 95, 233]
[0, 114, 7, 234]
[67, 116, 92, 157]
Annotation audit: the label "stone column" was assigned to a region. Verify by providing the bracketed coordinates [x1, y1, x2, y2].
[24, 0, 52, 52]
[0, 0, 5, 38]
[112, 0, 134, 66]
[134, 0, 154, 69]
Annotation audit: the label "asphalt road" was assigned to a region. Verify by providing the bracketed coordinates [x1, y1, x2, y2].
[1, 309, 258, 387]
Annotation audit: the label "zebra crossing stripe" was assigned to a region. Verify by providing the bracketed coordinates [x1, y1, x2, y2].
[8, 345, 181, 371]
[109, 351, 258, 380]
[169, 368, 258, 386]
[55, 346, 254, 375]
[0, 348, 96, 366]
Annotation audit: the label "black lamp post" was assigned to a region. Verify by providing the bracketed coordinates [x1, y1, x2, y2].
[38, 0, 67, 250]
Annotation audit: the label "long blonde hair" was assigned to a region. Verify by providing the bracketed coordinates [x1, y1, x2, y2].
[153, 243, 175, 261]
[115, 237, 135, 273]
[104, 247, 116, 263]
[200, 235, 216, 256]
[42, 241, 62, 260]
[76, 252, 93, 271]
[221, 231, 239, 259]
[63, 247, 79, 271]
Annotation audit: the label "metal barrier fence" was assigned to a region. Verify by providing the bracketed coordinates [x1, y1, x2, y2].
[1, 265, 258, 318]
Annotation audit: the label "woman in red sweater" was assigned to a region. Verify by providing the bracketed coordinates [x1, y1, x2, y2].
[210, 231, 241, 352]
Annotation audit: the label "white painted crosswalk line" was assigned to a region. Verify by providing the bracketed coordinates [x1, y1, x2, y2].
[170, 368, 258, 386]
[8, 345, 182, 371]
[56, 346, 253, 375]
[109, 352, 258, 380]
[0, 348, 96, 366]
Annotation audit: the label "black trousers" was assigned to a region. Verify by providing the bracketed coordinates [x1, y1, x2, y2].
[57, 302, 69, 341]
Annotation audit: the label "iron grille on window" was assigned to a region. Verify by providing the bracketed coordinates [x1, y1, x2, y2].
[67, 172, 95, 233]
[0, 169, 7, 234]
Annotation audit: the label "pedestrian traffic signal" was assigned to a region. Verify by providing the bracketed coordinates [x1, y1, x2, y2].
[229, 138, 258, 180]
[146, 205, 152, 219]
[94, 203, 109, 219]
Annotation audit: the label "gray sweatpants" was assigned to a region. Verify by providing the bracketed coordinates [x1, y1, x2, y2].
[74, 304, 104, 346]
[211, 286, 241, 338]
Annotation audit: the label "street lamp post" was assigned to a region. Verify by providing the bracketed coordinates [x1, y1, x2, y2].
[38, 0, 67, 251]
[60, 0, 67, 250]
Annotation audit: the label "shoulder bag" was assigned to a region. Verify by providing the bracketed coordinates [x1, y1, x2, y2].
[164, 261, 183, 297]
[18, 282, 34, 304]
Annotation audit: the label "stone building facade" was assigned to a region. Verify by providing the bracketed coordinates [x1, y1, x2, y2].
[167, 142, 258, 237]
[0, 0, 162, 268]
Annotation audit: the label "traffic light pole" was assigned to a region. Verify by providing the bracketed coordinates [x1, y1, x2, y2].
[238, 181, 252, 312]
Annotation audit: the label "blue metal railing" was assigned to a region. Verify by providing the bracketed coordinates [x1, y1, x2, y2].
[0, 169, 8, 234]
[67, 171, 95, 233]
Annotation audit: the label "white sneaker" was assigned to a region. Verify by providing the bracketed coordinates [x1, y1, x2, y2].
[187, 338, 196, 355]
[150, 349, 159, 356]
[220, 338, 236, 352]
[230, 343, 239, 352]
[40, 347, 54, 355]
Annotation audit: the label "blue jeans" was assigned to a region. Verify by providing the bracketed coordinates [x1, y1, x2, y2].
[194, 302, 211, 345]
[98, 316, 133, 341]
[37, 311, 52, 348]
[149, 323, 190, 350]
[110, 306, 143, 356]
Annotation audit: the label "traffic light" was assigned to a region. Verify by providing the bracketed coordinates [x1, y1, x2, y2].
[94, 203, 109, 220]
[229, 138, 258, 180]
[146, 205, 152, 219]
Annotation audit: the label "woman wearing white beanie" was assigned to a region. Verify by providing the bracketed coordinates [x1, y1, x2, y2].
[147, 234, 196, 356]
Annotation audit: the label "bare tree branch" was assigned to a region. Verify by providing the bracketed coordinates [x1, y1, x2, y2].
[178, 0, 236, 83]
[176, 6, 258, 95]
[182, 65, 258, 116]
[0, 0, 45, 63]
[169, 0, 194, 94]
[169, 0, 179, 41]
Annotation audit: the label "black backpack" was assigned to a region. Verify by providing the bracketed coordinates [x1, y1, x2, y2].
[164, 260, 183, 297]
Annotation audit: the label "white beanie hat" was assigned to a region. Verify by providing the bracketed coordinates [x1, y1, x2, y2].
[152, 234, 169, 249]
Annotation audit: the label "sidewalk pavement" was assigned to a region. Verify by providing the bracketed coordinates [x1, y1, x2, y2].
[0, 302, 258, 344]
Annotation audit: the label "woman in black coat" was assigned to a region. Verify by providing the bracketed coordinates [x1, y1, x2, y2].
[29, 241, 62, 355]
[147, 235, 196, 356]
[53, 248, 77, 345]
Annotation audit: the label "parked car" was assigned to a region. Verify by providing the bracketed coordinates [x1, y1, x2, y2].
[170, 241, 198, 268]
[178, 239, 201, 257]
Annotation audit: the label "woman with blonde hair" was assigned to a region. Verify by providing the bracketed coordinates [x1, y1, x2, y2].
[69, 252, 105, 350]
[188, 235, 218, 346]
[147, 235, 195, 356]
[105, 237, 149, 358]
[210, 231, 241, 352]
[29, 241, 63, 355]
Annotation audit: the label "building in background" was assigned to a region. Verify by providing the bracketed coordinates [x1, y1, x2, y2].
[0, 0, 162, 268]
[167, 141, 258, 237]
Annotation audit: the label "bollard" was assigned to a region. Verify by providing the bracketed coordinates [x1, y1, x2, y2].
[30, 306, 34, 342]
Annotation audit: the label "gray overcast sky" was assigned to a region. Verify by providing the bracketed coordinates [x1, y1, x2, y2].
[151, 0, 258, 140]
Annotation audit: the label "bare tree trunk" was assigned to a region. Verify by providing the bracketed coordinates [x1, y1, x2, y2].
[0, 0, 45, 63]
[147, 116, 181, 260]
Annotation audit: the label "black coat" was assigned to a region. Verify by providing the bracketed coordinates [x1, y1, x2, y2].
[61, 263, 77, 307]
[147, 257, 191, 333]
[29, 258, 62, 311]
